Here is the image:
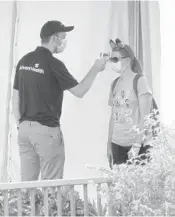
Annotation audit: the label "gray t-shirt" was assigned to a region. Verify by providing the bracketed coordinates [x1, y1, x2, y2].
[108, 74, 152, 146]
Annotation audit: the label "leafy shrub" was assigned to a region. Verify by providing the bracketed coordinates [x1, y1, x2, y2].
[90, 110, 175, 216]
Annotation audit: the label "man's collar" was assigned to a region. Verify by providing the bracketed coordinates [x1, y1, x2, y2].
[35, 46, 53, 55]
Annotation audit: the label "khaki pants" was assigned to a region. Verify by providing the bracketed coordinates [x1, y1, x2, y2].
[18, 121, 65, 181]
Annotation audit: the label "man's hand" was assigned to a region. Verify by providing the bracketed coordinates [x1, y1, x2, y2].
[91, 58, 107, 72]
[128, 145, 140, 160]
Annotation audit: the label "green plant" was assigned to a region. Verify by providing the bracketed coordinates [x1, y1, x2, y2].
[89, 110, 175, 216]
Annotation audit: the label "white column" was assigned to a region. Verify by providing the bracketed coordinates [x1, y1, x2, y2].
[148, 1, 161, 107]
[0, 1, 18, 182]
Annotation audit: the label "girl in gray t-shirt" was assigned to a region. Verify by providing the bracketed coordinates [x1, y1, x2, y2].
[107, 39, 152, 168]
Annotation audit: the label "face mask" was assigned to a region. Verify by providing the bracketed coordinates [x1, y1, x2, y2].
[121, 59, 130, 73]
[111, 61, 122, 72]
[105, 61, 122, 73]
[56, 38, 67, 53]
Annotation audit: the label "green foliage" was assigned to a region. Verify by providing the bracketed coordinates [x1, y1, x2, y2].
[91, 110, 175, 216]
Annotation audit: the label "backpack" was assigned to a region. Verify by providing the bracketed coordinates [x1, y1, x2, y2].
[111, 74, 160, 138]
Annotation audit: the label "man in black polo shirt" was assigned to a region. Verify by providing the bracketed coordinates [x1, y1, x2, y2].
[12, 20, 107, 181]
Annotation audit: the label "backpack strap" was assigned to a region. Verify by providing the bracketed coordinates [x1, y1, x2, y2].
[112, 74, 145, 98]
[111, 76, 120, 96]
[133, 73, 144, 98]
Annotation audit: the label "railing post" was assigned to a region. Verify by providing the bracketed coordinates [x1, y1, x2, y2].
[83, 184, 89, 216]
[43, 188, 48, 216]
[57, 186, 62, 216]
[17, 189, 22, 216]
[97, 184, 102, 216]
[107, 182, 113, 216]
[30, 188, 36, 216]
[69, 185, 76, 216]
[3, 190, 9, 216]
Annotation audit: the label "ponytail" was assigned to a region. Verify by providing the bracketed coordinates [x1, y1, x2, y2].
[131, 57, 143, 74]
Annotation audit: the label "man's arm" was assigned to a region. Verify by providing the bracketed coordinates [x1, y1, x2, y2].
[68, 67, 98, 98]
[12, 89, 21, 128]
[68, 58, 106, 98]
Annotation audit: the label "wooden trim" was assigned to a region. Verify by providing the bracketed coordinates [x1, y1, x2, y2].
[69, 185, 76, 216]
[3, 191, 9, 216]
[57, 186, 62, 216]
[31, 188, 36, 216]
[43, 188, 49, 216]
[83, 184, 89, 216]
[0, 177, 110, 190]
[17, 189, 22, 216]
[97, 184, 102, 216]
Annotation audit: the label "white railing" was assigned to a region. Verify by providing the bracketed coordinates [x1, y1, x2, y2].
[0, 177, 113, 216]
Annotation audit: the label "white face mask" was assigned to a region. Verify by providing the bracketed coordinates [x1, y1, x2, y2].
[111, 61, 122, 72]
[121, 59, 130, 73]
[56, 38, 67, 53]
[105, 61, 122, 73]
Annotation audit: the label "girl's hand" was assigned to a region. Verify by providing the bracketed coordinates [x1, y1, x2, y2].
[107, 145, 112, 160]
[128, 144, 140, 160]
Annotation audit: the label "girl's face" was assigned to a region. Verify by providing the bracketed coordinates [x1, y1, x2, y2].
[107, 50, 130, 73]
[110, 50, 130, 69]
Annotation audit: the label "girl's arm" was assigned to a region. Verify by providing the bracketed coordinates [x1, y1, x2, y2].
[134, 76, 152, 145]
[128, 77, 152, 160]
[136, 93, 152, 144]
[128, 93, 152, 159]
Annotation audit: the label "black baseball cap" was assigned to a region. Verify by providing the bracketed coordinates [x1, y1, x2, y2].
[40, 20, 74, 39]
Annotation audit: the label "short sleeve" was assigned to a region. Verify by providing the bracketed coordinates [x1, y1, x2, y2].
[137, 76, 152, 97]
[51, 58, 79, 91]
[13, 63, 20, 90]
